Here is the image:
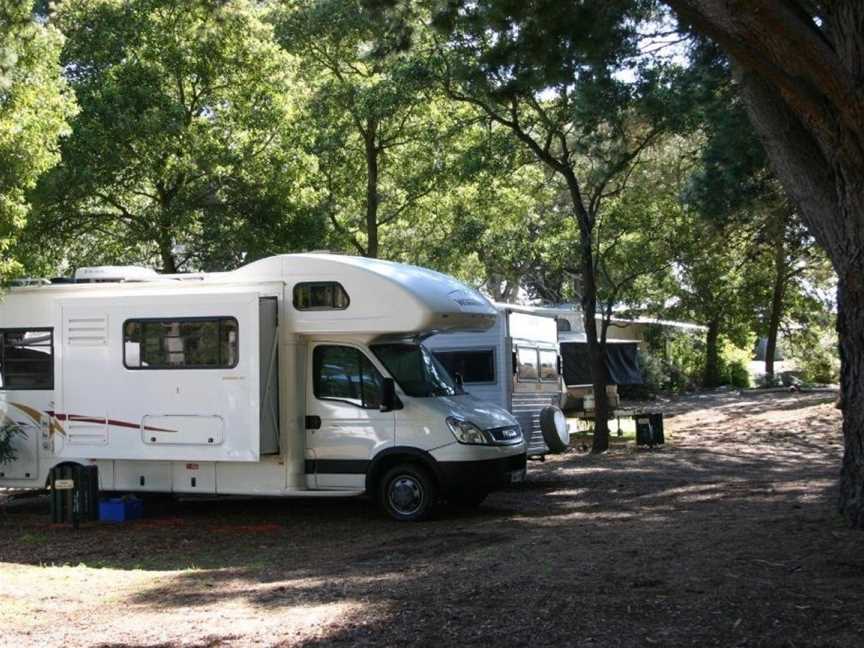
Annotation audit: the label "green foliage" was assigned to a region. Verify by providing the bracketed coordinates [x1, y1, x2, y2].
[717, 337, 753, 389]
[28, 0, 322, 273]
[0, 421, 24, 465]
[640, 325, 706, 392]
[274, 0, 476, 260]
[0, 0, 76, 279]
[788, 326, 840, 385]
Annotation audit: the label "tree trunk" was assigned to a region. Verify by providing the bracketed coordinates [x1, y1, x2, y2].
[561, 168, 610, 452]
[364, 119, 379, 259]
[838, 272, 864, 528]
[663, 0, 864, 526]
[765, 222, 787, 382]
[703, 318, 721, 388]
[156, 225, 177, 274]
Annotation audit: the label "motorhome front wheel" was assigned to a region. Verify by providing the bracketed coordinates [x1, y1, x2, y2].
[380, 464, 437, 522]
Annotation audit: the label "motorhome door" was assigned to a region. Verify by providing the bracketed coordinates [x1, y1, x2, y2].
[305, 342, 395, 489]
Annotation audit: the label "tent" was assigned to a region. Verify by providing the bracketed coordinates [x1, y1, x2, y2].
[560, 341, 642, 386]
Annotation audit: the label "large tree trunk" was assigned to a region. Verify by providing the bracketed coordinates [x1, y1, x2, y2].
[664, 0, 864, 527]
[364, 119, 380, 259]
[765, 222, 787, 382]
[838, 272, 864, 528]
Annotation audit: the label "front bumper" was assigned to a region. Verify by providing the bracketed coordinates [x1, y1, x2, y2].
[437, 452, 527, 497]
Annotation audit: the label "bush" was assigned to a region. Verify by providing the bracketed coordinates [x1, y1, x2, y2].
[798, 344, 840, 384]
[620, 347, 698, 398]
[718, 338, 752, 389]
[0, 422, 24, 465]
[637, 325, 704, 393]
[787, 326, 840, 385]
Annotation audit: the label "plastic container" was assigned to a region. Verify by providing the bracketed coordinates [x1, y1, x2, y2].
[99, 497, 144, 522]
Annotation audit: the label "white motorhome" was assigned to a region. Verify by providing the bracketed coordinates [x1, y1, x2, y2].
[425, 304, 569, 457]
[0, 254, 529, 521]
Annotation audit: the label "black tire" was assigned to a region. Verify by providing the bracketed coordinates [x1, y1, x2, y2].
[380, 464, 437, 522]
[449, 490, 489, 509]
[540, 406, 570, 453]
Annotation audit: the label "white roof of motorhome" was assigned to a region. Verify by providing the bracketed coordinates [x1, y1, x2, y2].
[2, 254, 497, 336]
[506, 303, 706, 332]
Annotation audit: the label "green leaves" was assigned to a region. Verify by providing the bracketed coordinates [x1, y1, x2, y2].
[29, 0, 322, 272]
[0, 0, 76, 279]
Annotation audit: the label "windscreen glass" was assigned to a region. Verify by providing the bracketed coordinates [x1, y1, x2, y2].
[372, 343, 462, 397]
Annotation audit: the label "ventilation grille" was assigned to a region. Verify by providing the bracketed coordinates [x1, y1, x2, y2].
[66, 316, 108, 346]
[66, 416, 109, 446]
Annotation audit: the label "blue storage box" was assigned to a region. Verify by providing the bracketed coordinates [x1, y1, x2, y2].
[99, 497, 144, 522]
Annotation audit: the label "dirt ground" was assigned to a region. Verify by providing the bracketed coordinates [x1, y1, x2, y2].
[1, 389, 862, 647]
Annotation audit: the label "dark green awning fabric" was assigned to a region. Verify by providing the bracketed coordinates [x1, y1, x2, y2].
[561, 342, 642, 386]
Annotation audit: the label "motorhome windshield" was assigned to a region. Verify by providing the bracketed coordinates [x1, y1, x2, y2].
[371, 343, 463, 398]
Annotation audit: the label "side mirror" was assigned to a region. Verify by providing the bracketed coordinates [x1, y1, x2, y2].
[380, 378, 398, 412]
[454, 372, 464, 388]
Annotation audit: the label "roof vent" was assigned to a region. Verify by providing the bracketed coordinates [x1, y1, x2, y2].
[74, 266, 160, 283]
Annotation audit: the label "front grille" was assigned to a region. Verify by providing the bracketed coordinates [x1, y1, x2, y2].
[486, 425, 523, 444]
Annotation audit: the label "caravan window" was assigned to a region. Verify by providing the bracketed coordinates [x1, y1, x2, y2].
[293, 282, 350, 311]
[432, 349, 495, 384]
[539, 349, 560, 382]
[314, 345, 382, 408]
[516, 347, 539, 382]
[123, 318, 238, 369]
[0, 329, 53, 390]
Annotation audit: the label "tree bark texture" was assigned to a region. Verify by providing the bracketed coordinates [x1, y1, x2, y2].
[364, 119, 380, 259]
[665, 0, 864, 527]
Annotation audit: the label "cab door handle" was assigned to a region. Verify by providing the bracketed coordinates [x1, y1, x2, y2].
[305, 415, 322, 430]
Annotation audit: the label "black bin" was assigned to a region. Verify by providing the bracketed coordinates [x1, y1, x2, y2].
[49, 464, 99, 527]
[649, 412, 665, 445]
[635, 417, 654, 446]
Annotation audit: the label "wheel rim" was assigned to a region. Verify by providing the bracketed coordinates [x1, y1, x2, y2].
[388, 475, 424, 516]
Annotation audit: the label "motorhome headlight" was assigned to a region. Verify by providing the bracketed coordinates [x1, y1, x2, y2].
[446, 417, 489, 445]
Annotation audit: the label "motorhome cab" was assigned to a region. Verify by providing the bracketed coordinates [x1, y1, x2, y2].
[0, 254, 527, 521]
[425, 304, 570, 457]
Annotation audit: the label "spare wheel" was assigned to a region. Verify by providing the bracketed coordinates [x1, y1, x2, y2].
[540, 406, 570, 453]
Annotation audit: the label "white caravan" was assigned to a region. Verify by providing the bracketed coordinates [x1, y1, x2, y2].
[0, 254, 528, 521]
[425, 304, 569, 457]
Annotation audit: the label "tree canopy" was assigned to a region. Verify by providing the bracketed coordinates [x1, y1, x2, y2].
[0, 0, 76, 278]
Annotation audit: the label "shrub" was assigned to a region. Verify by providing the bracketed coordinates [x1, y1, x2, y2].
[0, 422, 24, 465]
[787, 326, 840, 385]
[798, 344, 840, 384]
[717, 338, 753, 389]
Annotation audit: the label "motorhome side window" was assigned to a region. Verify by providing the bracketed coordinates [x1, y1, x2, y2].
[516, 347, 539, 381]
[123, 318, 238, 369]
[432, 349, 495, 383]
[293, 282, 350, 311]
[539, 350, 560, 382]
[0, 329, 53, 390]
[313, 345, 382, 409]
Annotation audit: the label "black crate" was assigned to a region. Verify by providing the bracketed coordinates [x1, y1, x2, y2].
[49, 464, 99, 528]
